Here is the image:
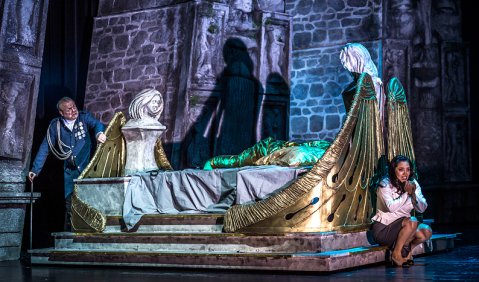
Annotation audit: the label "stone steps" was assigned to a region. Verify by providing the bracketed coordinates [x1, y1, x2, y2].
[29, 234, 456, 272]
[29, 213, 458, 272]
[30, 245, 388, 271]
[51, 230, 372, 253]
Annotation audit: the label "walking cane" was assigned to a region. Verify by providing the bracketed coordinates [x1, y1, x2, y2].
[29, 179, 33, 263]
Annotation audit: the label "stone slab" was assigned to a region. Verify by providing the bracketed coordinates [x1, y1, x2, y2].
[30, 246, 387, 272]
[0, 192, 40, 204]
[0, 233, 22, 247]
[29, 233, 457, 271]
[0, 208, 25, 232]
[0, 246, 21, 261]
[104, 224, 224, 233]
[74, 177, 130, 216]
[104, 214, 224, 232]
[51, 230, 372, 253]
[0, 192, 39, 261]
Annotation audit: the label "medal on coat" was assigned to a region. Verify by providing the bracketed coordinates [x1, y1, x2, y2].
[74, 122, 86, 139]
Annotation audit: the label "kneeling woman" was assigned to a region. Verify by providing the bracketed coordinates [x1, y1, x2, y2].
[371, 155, 432, 267]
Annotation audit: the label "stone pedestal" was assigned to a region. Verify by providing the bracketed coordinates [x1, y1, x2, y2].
[121, 121, 166, 175]
[74, 177, 130, 216]
[0, 192, 40, 261]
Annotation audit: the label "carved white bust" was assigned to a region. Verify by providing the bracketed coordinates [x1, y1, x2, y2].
[121, 88, 166, 175]
[125, 88, 165, 128]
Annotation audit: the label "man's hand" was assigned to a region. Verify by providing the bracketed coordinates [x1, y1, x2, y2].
[28, 172, 36, 182]
[97, 132, 107, 143]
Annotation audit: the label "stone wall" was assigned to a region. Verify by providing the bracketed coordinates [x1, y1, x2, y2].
[84, 0, 292, 168]
[285, 0, 382, 141]
[286, 0, 471, 185]
[82, 0, 470, 183]
[382, 0, 470, 184]
[84, 4, 190, 130]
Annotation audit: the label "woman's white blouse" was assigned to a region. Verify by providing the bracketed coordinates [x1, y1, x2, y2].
[371, 178, 428, 225]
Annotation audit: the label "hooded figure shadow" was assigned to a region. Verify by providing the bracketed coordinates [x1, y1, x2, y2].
[185, 37, 263, 168]
[213, 37, 261, 156]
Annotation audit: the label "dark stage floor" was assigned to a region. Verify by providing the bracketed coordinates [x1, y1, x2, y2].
[1, 245, 478, 281]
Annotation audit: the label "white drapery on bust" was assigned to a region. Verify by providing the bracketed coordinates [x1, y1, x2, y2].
[340, 43, 385, 122]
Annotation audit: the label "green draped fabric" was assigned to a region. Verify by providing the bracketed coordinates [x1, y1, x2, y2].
[204, 137, 330, 170]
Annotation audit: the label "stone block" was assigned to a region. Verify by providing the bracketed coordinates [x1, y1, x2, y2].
[310, 115, 324, 132]
[293, 32, 312, 49]
[0, 247, 21, 261]
[0, 208, 24, 232]
[115, 35, 129, 50]
[326, 115, 340, 129]
[0, 233, 22, 247]
[290, 116, 308, 134]
[98, 36, 114, 53]
[302, 108, 311, 115]
[74, 177, 130, 216]
[292, 84, 309, 100]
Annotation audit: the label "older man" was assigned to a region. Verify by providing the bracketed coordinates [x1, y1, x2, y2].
[28, 97, 106, 231]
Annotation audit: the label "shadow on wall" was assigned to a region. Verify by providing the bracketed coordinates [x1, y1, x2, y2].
[184, 37, 290, 169]
[263, 72, 289, 141]
[185, 37, 263, 168]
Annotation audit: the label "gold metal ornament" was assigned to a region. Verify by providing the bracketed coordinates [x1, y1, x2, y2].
[73, 111, 173, 232]
[223, 73, 385, 233]
[386, 77, 416, 169]
[79, 112, 127, 179]
[71, 185, 107, 232]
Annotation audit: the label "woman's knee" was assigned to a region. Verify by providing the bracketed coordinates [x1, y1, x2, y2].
[418, 223, 432, 240]
[403, 217, 419, 230]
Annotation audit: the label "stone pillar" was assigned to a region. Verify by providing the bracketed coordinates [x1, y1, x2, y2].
[121, 121, 166, 175]
[0, 0, 49, 260]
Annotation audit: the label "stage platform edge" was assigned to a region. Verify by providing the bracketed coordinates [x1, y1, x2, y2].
[29, 215, 457, 272]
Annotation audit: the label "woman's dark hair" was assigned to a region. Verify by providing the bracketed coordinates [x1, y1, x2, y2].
[388, 155, 415, 193]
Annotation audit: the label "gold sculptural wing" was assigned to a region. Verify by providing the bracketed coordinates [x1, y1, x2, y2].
[79, 112, 127, 179]
[72, 112, 172, 232]
[223, 73, 385, 233]
[71, 112, 127, 232]
[78, 111, 172, 180]
[154, 138, 173, 171]
[386, 77, 417, 174]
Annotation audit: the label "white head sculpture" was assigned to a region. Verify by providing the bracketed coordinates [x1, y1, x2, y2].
[339, 43, 385, 120]
[122, 88, 166, 175]
[128, 88, 164, 121]
[339, 43, 379, 77]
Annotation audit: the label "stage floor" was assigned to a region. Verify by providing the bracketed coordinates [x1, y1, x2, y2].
[2, 243, 478, 281]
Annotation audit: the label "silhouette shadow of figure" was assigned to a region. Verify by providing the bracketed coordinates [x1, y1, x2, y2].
[214, 37, 261, 156]
[185, 37, 263, 168]
[262, 72, 290, 141]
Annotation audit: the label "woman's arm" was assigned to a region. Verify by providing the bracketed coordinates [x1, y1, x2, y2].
[411, 180, 428, 213]
[377, 182, 409, 212]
